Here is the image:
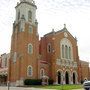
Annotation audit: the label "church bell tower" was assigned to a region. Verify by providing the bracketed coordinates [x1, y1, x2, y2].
[9, 0, 39, 86]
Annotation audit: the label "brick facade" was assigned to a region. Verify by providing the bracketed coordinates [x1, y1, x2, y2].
[6, 0, 90, 86]
[79, 60, 89, 82]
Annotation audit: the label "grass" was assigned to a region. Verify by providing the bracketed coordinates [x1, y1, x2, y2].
[28, 84, 83, 90]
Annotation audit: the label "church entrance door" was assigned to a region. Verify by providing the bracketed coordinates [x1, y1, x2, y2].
[57, 71, 61, 84]
[65, 71, 69, 84]
[73, 73, 76, 84]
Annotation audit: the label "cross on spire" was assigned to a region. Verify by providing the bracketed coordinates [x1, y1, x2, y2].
[64, 24, 66, 28]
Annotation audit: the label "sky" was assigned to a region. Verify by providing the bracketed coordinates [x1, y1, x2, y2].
[0, 0, 90, 62]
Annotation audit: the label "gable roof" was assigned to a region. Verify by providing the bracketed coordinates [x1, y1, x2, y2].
[44, 25, 77, 42]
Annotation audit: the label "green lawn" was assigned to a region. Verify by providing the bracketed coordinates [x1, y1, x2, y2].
[30, 85, 83, 90]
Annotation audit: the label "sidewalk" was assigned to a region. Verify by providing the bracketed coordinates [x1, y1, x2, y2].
[72, 89, 84, 90]
[0, 86, 84, 90]
[0, 86, 56, 90]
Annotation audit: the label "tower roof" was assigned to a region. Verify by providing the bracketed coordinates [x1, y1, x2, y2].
[16, 0, 36, 8]
[20, 0, 35, 3]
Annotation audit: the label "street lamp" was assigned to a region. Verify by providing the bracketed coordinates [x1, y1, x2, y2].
[61, 74, 63, 90]
[7, 81, 10, 90]
[7, 57, 11, 90]
[88, 60, 90, 80]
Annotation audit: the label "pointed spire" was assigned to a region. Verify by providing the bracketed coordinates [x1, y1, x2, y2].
[52, 29, 54, 32]
[35, 19, 38, 26]
[64, 24, 66, 28]
[63, 24, 67, 31]
[75, 37, 78, 42]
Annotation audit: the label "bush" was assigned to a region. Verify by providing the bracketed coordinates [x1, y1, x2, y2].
[81, 80, 84, 84]
[48, 79, 53, 85]
[24, 79, 42, 85]
[24, 79, 54, 85]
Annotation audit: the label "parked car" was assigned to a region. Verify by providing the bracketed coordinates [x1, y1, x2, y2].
[83, 81, 90, 90]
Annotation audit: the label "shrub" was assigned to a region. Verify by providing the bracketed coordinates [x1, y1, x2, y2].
[24, 79, 54, 85]
[81, 80, 84, 84]
[24, 79, 42, 85]
[48, 79, 53, 85]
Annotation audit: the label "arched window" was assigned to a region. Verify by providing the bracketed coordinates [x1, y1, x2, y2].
[40, 69, 45, 78]
[18, 11, 20, 20]
[65, 45, 68, 59]
[60, 38, 73, 60]
[27, 65, 33, 76]
[69, 47, 71, 59]
[13, 52, 17, 63]
[47, 43, 51, 53]
[19, 21, 25, 32]
[28, 44, 33, 54]
[5, 58, 7, 67]
[29, 26, 33, 33]
[28, 10, 32, 21]
[62, 45, 64, 58]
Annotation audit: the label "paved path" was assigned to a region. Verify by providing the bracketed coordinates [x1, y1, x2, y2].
[73, 89, 84, 90]
[0, 86, 56, 90]
[0, 86, 84, 90]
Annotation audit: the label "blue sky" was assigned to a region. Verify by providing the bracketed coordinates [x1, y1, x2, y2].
[0, 0, 90, 62]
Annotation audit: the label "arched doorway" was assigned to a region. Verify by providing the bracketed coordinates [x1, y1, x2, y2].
[73, 73, 76, 84]
[57, 71, 61, 84]
[65, 71, 69, 84]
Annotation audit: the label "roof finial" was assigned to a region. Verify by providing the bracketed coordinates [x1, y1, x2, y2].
[52, 28, 54, 32]
[75, 36, 78, 42]
[64, 24, 66, 28]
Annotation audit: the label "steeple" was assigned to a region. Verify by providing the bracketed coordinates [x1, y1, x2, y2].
[63, 24, 67, 31]
[64, 24, 66, 28]
[9, 0, 39, 86]
[15, 0, 37, 24]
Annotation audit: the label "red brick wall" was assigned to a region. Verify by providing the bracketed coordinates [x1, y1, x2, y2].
[40, 30, 79, 82]
[9, 22, 39, 82]
[80, 61, 89, 81]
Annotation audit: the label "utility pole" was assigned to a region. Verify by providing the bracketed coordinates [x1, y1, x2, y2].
[7, 81, 10, 90]
[61, 74, 63, 90]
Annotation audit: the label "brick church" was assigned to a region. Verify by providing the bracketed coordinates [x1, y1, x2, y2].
[8, 0, 90, 86]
